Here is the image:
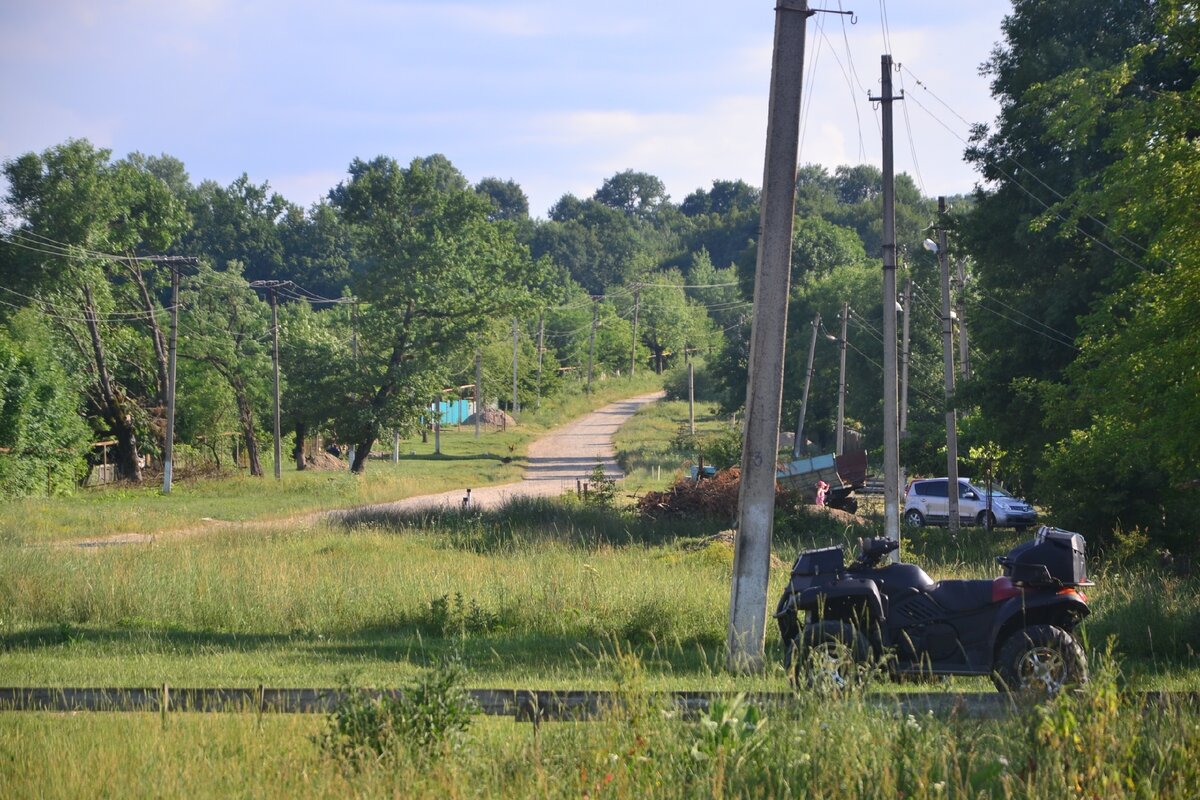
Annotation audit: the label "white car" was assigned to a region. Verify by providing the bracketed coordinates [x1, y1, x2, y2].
[903, 478, 1037, 531]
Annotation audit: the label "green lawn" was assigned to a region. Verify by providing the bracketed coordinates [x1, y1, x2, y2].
[1, 376, 664, 545]
[4, 387, 1200, 797]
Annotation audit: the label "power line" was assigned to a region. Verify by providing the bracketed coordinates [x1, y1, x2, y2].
[898, 64, 1162, 275]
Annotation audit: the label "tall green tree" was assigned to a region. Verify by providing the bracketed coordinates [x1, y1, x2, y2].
[179, 262, 273, 476]
[330, 155, 542, 472]
[0, 310, 92, 496]
[960, 0, 1157, 488]
[1, 139, 188, 481]
[1029, 0, 1200, 545]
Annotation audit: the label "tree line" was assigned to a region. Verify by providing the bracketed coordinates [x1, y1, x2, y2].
[1, 0, 1195, 551]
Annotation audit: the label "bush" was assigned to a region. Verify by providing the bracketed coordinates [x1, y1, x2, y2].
[316, 658, 477, 766]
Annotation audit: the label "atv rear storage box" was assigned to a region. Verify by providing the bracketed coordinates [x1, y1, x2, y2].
[785, 546, 844, 593]
[1000, 527, 1090, 587]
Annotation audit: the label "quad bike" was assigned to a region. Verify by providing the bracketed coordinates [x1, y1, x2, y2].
[775, 527, 1093, 693]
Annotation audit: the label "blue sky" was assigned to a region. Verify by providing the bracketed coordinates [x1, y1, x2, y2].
[1, 1, 1011, 218]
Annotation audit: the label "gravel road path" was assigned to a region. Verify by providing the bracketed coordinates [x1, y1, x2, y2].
[68, 391, 663, 546]
[332, 391, 664, 516]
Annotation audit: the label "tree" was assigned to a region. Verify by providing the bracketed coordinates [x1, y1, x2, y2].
[330, 155, 542, 472]
[278, 201, 356, 301]
[593, 169, 667, 219]
[0, 310, 92, 496]
[1029, 0, 1200, 546]
[960, 0, 1157, 489]
[179, 262, 273, 477]
[1, 139, 188, 481]
[278, 300, 354, 469]
[475, 178, 530, 222]
[184, 174, 288, 283]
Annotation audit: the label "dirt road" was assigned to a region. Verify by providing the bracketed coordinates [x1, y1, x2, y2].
[69, 391, 663, 546]
[331, 391, 664, 517]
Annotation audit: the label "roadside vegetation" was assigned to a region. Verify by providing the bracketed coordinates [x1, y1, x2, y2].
[0, 375, 662, 546]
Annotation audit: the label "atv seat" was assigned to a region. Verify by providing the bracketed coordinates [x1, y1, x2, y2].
[930, 580, 997, 613]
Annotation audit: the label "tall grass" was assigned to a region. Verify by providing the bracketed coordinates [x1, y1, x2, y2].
[4, 666, 1200, 799]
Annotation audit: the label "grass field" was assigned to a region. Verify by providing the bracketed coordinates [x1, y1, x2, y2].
[1, 375, 664, 546]
[3, 388, 1200, 797]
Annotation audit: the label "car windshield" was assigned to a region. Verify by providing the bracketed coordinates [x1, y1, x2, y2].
[971, 483, 1014, 498]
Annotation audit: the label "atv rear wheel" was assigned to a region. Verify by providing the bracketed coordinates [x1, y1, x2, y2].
[993, 624, 1087, 695]
[796, 621, 870, 692]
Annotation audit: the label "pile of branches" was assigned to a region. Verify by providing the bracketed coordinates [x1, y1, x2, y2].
[637, 468, 802, 520]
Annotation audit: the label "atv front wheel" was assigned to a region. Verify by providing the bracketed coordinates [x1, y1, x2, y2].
[796, 621, 870, 692]
[993, 624, 1087, 695]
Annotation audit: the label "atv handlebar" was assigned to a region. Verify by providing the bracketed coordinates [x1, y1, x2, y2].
[853, 537, 899, 569]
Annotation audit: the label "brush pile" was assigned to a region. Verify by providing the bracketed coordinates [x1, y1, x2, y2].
[637, 468, 802, 520]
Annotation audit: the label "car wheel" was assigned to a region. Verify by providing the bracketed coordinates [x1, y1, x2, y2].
[903, 509, 925, 528]
[976, 510, 997, 530]
[992, 624, 1087, 695]
[796, 621, 870, 692]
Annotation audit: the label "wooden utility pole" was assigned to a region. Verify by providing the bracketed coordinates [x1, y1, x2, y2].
[791, 313, 821, 459]
[836, 301, 849, 455]
[728, 0, 814, 673]
[586, 297, 598, 392]
[900, 276, 913, 435]
[936, 197, 961, 534]
[474, 350, 483, 439]
[872, 54, 902, 554]
[630, 284, 640, 377]
[162, 265, 181, 494]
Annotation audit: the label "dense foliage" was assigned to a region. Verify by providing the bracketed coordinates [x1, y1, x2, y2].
[0, 0, 1195, 551]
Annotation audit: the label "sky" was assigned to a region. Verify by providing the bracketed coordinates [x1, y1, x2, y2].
[0, 1, 1012, 219]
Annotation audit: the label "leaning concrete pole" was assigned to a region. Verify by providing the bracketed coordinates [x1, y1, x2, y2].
[875, 54, 902, 554]
[727, 0, 811, 673]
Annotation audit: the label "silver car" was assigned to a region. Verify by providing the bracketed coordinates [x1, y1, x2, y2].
[903, 478, 1038, 531]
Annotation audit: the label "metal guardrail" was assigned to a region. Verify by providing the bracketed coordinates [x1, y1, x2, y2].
[3, 687, 1192, 721]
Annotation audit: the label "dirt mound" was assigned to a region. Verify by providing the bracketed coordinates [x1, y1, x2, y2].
[464, 409, 516, 428]
[805, 505, 869, 527]
[686, 529, 788, 571]
[304, 451, 348, 470]
[636, 468, 801, 520]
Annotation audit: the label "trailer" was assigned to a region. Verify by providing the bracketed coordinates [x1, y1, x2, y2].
[777, 450, 867, 513]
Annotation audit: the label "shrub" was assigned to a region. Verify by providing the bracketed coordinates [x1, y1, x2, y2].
[315, 658, 477, 766]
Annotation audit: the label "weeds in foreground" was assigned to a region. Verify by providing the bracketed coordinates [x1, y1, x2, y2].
[315, 658, 477, 767]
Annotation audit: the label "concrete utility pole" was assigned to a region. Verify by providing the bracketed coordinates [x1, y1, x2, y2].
[630, 284, 640, 377]
[688, 360, 696, 435]
[269, 287, 282, 480]
[163, 265, 181, 494]
[872, 54, 902, 553]
[511, 318, 520, 413]
[474, 350, 482, 439]
[836, 301, 849, 455]
[935, 197, 961, 534]
[900, 275, 912, 435]
[433, 395, 441, 455]
[955, 259, 971, 379]
[249, 279, 291, 480]
[728, 0, 813, 673]
[587, 297, 598, 392]
[792, 313, 821, 459]
[536, 311, 545, 408]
